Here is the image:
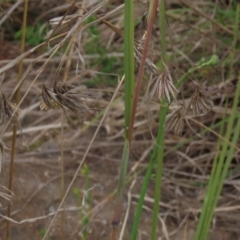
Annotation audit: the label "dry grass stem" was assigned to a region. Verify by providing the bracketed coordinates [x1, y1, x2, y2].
[0, 142, 2, 173]
[0, 206, 82, 224]
[0, 185, 13, 207]
[119, 176, 136, 240]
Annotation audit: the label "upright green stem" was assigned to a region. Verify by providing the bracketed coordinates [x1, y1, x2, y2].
[124, 1, 134, 132]
[112, 140, 130, 224]
[131, 156, 155, 240]
[112, 0, 158, 236]
[111, 0, 134, 236]
[151, 104, 168, 240]
[150, 1, 167, 239]
[194, 5, 240, 240]
[194, 74, 240, 240]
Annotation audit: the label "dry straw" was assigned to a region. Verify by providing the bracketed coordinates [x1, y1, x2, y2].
[0, 185, 13, 207]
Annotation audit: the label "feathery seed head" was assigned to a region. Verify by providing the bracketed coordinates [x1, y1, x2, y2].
[40, 81, 90, 116]
[148, 64, 179, 102]
[40, 84, 60, 111]
[190, 87, 213, 116]
[165, 107, 184, 135]
[0, 92, 18, 127]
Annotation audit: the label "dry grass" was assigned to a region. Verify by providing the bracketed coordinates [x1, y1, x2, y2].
[0, 0, 239, 240]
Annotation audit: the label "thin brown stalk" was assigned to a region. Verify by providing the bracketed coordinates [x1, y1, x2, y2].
[59, 30, 75, 240]
[111, 226, 118, 240]
[6, 0, 28, 239]
[60, 111, 65, 240]
[58, 32, 73, 240]
[128, 0, 159, 143]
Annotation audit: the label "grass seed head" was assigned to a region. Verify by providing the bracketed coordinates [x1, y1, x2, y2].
[40, 84, 60, 110]
[148, 64, 179, 102]
[190, 87, 213, 116]
[0, 92, 19, 127]
[54, 82, 90, 115]
[40, 81, 90, 116]
[165, 107, 184, 135]
[134, 46, 159, 76]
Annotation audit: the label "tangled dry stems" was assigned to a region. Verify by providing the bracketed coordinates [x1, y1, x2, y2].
[0, 0, 239, 239]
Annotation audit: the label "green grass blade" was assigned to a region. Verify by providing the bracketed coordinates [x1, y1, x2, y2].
[151, 103, 168, 240]
[131, 155, 155, 240]
[112, 0, 135, 232]
[198, 78, 240, 240]
[150, 1, 167, 238]
[194, 6, 240, 239]
[131, 106, 168, 239]
[112, 140, 130, 225]
[123, 0, 134, 131]
[131, 54, 219, 239]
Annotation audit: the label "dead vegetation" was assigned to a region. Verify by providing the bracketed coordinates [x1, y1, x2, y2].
[0, 0, 240, 240]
